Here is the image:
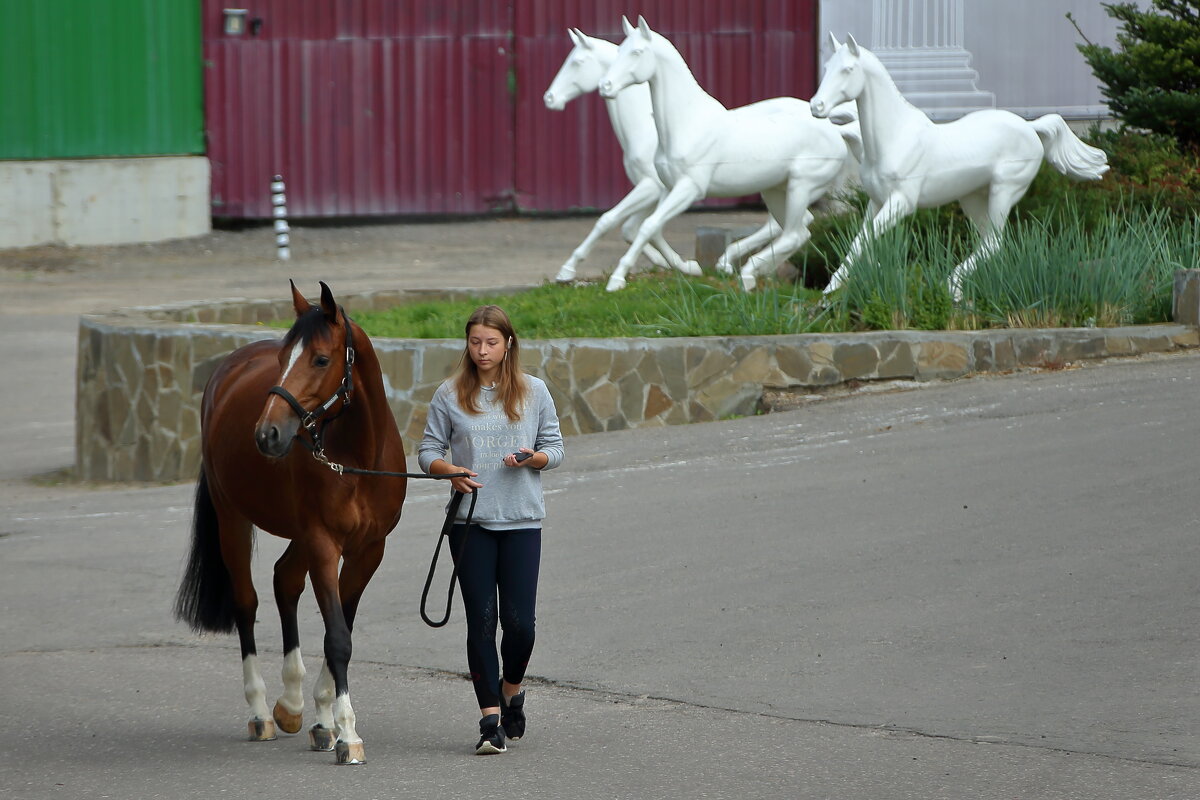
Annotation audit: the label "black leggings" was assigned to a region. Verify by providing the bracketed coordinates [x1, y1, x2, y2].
[449, 524, 541, 709]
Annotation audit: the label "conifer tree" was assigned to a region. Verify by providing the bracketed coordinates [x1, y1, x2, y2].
[1072, 0, 1200, 148]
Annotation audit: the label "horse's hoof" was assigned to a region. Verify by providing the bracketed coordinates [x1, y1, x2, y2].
[309, 725, 335, 752]
[247, 718, 277, 741]
[606, 275, 627, 292]
[335, 740, 366, 765]
[714, 260, 733, 275]
[554, 266, 576, 283]
[740, 274, 758, 292]
[679, 260, 703, 276]
[273, 701, 303, 735]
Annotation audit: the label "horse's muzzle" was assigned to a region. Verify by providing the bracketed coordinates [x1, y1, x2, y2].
[255, 419, 297, 459]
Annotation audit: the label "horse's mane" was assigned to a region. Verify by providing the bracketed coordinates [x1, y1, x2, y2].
[281, 305, 337, 349]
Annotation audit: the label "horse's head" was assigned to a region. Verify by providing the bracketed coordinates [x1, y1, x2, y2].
[811, 33, 866, 119]
[599, 15, 658, 99]
[544, 28, 615, 110]
[255, 281, 355, 459]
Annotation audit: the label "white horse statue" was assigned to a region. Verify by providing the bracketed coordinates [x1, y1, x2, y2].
[598, 16, 861, 292]
[810, 33, 1110, 299]
[544, 28, 707, 283]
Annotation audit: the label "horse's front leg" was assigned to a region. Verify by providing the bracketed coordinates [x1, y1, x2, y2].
[608, 178, 704, 291]
[556, 178, 662, 283]
[824, 195, 907, 294]
[271, 541, 307, 736]
[625, 214, 702, 276]
[307, 540, 362, 764]
[310, 538, 386, 765]
[716, 219, 780, 275]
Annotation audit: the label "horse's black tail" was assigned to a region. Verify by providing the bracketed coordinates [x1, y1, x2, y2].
[173, 469, 237, 633]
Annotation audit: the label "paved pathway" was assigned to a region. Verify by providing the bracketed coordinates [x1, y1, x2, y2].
[1, 213, 1196, 798]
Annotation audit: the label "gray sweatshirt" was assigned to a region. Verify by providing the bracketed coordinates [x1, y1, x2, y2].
[417, 376, 564, 530]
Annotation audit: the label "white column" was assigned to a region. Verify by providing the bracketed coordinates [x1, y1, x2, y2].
[870, 0, 993, 120]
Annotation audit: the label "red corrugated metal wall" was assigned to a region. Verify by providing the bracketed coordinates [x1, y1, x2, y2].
[203, 1, 818, 218]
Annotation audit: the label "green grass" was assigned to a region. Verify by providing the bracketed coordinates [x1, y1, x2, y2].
[343, 273, 831, 340]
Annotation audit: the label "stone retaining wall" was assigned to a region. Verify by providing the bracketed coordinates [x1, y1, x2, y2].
[77, 274, 1200, 482]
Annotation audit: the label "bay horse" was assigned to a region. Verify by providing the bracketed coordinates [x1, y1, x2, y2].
[810, 34, 1110, 299]
[174, 281, 407, 765]
[598, 16, 861, 293]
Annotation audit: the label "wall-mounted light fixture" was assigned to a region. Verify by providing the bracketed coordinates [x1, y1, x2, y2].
[223, 9, 248, 36]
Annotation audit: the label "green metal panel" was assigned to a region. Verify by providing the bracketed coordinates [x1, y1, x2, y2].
[0, 0, 203, 159]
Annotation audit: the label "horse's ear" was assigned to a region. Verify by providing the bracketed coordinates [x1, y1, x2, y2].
[567, 28, 581, 48]
[318, 281, 338, 323]
[637, 15, 652, 39]
[290, 279, 310, 318]
[829, 31, 841, 50]
[847, 33, 860, 56]
[621, 15, 634, 37]
[574, 28, 593, 50]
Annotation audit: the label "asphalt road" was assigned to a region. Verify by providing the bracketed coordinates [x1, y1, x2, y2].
[1, 216, 1197, 799]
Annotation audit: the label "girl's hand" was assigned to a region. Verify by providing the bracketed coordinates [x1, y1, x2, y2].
[448, 465, 482, 493]
[503, 448, 536, 468]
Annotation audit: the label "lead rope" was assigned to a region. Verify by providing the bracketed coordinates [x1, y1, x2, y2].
[420, 489, 478, 627]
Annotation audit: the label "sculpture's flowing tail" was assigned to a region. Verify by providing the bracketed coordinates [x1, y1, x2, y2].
[1030, 114, 1109, 181]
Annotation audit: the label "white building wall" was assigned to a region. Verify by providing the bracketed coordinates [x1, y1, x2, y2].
[819, 0, 1131, 121]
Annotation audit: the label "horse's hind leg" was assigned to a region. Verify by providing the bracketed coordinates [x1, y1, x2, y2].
[739, 184, 817, 291]
[216, 512, 275, 740]
[950, 182, 1026, 300]
[271, 541, 308, 735]
[716, 218, 780, 275]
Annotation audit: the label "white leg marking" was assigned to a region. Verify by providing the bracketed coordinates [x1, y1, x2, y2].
[277, 649, 306, 717]
[243, 654, 271, 721]
[334, 694, 360, 745]
[313, 660, 336, 730]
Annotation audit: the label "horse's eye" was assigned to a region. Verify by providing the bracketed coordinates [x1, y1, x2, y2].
[633, 48, 644, 56]
[314, 355, 331, 368]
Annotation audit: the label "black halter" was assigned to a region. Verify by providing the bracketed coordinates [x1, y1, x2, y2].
[267, 311, 356, 455]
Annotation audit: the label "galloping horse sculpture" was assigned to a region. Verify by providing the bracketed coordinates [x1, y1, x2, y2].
[598, 16, 860, 293]
[175, 282, 407, 765]
[810, 34, 1110, 299]
[544, 28, 706, 283]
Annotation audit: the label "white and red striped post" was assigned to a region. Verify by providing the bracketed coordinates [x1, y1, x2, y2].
[271, 174, 290, 261]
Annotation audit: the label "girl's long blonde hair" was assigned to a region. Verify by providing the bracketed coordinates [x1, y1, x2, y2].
[454, 305, 528, 422]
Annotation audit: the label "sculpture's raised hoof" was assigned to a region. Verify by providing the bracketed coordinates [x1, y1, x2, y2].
[606, 275, 627, 292]
[714, 259, 734, 275]
[335, 740, 366, 765]
[740, 274, 758, 292]
[272, 701, 303, 735]
[247, 718, 277, 741]
[309, 724, 336, 752]
[554, 267, 577, 284]
[679, 259, 703, 277]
